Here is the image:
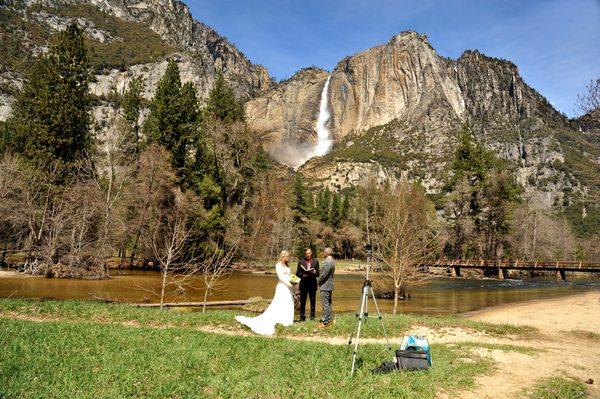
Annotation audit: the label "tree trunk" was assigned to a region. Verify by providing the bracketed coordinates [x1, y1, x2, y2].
[130, 231, 141, 267]
[532, 211, 538, 260]
[160, 267, 168, 309]
[0, 238, 6, 265]
[202, 289, 209, 313]
[393, 285, 399, 314]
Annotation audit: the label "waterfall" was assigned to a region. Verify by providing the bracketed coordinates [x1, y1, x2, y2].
[314, 76, 332, 156]
[285, 76, 332, 170]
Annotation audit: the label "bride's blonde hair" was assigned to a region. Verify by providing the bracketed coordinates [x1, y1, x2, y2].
[278, 250, 290, 262]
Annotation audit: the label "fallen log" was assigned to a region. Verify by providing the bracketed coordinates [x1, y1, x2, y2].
[134, 299, 254, 308]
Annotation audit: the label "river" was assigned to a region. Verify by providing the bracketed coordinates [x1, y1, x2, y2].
[0, 271, 600, 314]
[1, 270, 598, 314]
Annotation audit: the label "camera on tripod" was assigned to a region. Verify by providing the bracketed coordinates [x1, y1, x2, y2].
[347, 241, 392, 376]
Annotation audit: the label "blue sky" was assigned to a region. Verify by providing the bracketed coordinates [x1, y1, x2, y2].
[187, 0, 600, 117]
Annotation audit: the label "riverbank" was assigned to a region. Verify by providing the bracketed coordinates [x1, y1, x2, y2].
[0, 291, 597, 398]
[459, 290, 599, 399]
[0, 269, 20, 278]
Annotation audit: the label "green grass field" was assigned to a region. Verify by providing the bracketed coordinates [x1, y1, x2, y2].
[523, 376, 588, 399]
[0, 299, 532, 398]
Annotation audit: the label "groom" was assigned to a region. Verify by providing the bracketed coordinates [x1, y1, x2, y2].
[296, 247, 320, 321]
[317, 247, 335, 326]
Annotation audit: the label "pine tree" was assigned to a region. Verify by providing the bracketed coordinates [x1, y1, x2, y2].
[175, 82, 200, 174]
[448, 124, 497, 190]
[204, 73, 245, 123]
[317, 188, 331, 222]
[145, 60, 183, 147]
[315, 191, 323, 218]
[291, 173, 309, 222]
[4, 23, 91, 168]
[445, 123, 522, 259]
[121, 76, 144, 157]
[144, 60, 199, 173]
[341, 192, 350, 220]
[329, 193, 342, 228]
[291, 173, 311, 256]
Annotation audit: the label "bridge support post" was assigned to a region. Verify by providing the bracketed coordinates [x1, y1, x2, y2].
[499, 268, 509, 279]
[557, 270, 566, 282]
[451, 266, 461, 278]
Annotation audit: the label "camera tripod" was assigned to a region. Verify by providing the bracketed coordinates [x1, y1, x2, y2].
[347, 247, 392, 376]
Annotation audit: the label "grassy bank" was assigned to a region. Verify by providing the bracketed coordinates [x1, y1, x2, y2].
[0, 300, 499, 399]
[0, 299, 534, 338]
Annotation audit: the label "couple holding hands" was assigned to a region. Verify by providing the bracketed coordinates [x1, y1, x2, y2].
[235, 247, 335, 336]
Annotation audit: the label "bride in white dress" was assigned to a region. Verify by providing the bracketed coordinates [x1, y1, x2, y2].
[235, 250, 294, 335]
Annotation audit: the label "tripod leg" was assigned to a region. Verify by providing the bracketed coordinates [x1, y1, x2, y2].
[346, 287, 364, 354]
[350, 285, 368, 376]
[369, 285, 392, 352]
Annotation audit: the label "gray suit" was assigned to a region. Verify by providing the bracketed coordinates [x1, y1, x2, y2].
[317, 256, 335, 324]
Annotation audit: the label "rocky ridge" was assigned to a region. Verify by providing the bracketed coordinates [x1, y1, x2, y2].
[76, 0, 273, 97]
[0, 0, 273, 123]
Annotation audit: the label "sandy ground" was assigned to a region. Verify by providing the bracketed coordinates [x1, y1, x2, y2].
[0, 270, 21, 278]
[442, 290, 600, 399]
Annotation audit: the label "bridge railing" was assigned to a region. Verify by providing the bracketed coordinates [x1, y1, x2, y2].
[419, 259, 600, 270]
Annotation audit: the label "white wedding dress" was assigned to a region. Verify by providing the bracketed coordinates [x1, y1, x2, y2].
[235, 261, 294, 335]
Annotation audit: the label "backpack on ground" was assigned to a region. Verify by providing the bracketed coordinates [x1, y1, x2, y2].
[371, 335, 432, 374]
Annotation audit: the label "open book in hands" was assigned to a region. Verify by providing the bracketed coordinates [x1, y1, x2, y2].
[299, 264, 316, 272]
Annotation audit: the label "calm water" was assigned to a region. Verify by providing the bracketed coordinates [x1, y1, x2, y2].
[1, 269, 598, 315]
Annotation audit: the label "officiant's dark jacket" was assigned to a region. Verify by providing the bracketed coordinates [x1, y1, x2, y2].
[295, 258, 320, 287]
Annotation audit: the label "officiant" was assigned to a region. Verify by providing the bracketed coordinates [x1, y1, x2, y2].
[295, 247, 320, 321]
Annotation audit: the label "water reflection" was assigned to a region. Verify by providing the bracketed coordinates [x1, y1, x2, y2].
[1, 270, 598, 315]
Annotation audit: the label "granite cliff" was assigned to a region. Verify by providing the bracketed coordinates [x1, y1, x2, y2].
[245, 31, 596, 214]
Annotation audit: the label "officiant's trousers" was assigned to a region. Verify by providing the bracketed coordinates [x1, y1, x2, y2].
[299, 280, 317, 320]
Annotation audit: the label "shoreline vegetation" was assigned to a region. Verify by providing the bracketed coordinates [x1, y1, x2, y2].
[1, 291, 598, 398]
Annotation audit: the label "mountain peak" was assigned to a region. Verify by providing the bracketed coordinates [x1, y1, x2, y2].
[391, 30, 430, 45]
[458, 50, 518, 71]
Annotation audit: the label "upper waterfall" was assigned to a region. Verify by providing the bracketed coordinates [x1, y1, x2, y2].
[314, 76, 332, 156]
[286, 75, 332, 169]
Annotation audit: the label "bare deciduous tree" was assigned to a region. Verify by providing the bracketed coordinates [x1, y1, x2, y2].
[140, 188, 240, 311]
[91, 115, 135, 272]
[509, 204, 576, 261]
[242, 171, 293, 263]
[371, 181, 441, 314]
[197, 241, 237, 313]
[127, 144, 177, 267]
[576, 78, 600, 129]
[149, 188, 192, 308]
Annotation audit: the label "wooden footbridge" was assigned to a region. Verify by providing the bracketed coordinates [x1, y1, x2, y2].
[421, 259, 600, 281]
